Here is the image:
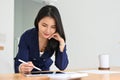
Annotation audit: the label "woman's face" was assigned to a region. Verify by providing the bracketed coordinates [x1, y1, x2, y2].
[38, 16, 56, 39]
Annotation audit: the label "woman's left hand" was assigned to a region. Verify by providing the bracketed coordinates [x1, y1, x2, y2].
[48, 33, 63, 42]
[48, 33, 65, 52]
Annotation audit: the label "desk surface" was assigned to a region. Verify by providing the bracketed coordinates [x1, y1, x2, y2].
[0, 67, 120, 80]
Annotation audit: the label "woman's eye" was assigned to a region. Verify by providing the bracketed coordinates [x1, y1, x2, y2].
[42, 24, 47, 27]
[51, 26, 56, 29]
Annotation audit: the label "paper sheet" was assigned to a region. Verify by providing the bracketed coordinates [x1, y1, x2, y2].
[26, 72, 88, 79]
[79, 70, 120, 74]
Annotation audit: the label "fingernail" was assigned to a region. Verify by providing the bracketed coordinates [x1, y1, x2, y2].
[48, 37, 50, 39]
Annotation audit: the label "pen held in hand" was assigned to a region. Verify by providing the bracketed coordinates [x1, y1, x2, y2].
[18, 59, 41, 71]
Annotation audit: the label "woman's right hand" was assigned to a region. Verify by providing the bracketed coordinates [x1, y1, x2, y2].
[19, 61, 34, 74]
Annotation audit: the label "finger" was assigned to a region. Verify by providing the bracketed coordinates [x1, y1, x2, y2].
[22, 66, 33, 73]
[27, 61, 33, 65]
[21, 63, 33, 70]
[48, 32, 58, 39]
[52, 35, 58, 40]
[48, 33, 61, 40]
[24, 67, 33, 71]
[48, 34, 54, 39]
[23, 69, 31, 74]
[52, 34, 61, 40]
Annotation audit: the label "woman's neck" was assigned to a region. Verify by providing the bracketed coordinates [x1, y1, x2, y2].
[39, 35, 48, 52]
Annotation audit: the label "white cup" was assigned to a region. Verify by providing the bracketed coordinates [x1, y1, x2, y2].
[98, 54, 110, 70]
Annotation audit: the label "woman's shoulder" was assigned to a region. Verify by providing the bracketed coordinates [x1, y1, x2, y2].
[24, 28, 37, 34]
[22, 28, 37, 35]
[20, 28, 38, 39]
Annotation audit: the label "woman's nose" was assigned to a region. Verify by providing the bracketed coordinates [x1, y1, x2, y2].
[46, 27, 50, 33]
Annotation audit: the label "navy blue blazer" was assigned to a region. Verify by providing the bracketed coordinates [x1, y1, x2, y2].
[14, 28, 69, 73]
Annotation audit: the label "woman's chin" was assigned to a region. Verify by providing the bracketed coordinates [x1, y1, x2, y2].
[43, 36, 49, 39]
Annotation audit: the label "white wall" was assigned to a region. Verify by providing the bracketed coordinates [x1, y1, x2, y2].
[0, 0, 14, 73]
[56, 0, 120, 69]
[56, 0, 97, 69]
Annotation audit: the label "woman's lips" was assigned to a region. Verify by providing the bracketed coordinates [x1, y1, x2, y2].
[44, 33, 50, 36]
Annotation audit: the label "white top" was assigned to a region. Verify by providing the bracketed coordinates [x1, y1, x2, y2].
[40, 52, 44, 57]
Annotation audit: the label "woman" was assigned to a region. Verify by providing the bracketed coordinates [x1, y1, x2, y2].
[14, 5, 69, 73]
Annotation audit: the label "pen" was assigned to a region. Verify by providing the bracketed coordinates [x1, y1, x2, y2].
[18, 59, 41, 71]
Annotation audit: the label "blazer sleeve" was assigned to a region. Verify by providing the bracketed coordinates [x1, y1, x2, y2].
[14, 33, 29, 73]
[55, 45, 69, 70]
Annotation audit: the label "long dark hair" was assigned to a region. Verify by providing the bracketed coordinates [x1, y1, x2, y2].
[34, 5, 66, 51]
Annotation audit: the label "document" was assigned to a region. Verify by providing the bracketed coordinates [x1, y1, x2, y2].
[26, 71, 88, 79]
